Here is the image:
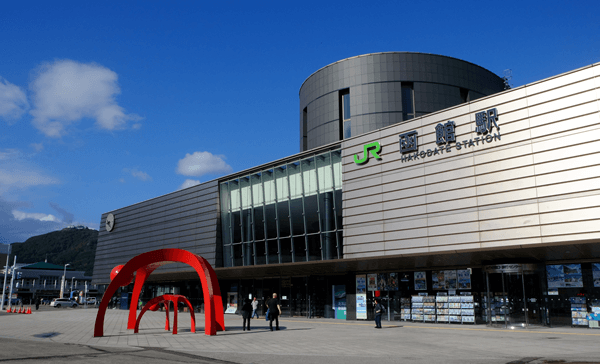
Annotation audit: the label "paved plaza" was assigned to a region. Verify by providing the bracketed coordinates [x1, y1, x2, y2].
[1, 306, 599, 364]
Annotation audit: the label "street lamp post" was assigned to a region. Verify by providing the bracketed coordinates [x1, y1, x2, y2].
[60, 264, 70, 298]
[1, 244, 12, 311]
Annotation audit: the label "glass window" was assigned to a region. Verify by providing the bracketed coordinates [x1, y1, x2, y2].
[342, 93, 350, 121]
[344, 120, 351, 139]
[402, 84, 415, 120]
[219, 148, 343, 267]
[340, 89, 350, 139]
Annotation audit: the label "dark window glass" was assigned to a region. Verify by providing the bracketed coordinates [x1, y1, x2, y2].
[290, 197, 305, 235]
[304, 195, 320, 234]
[402, 84, 414, 120]
[233, 244, 243, 267]
[255, 240, 266, 265]
[232, 211, 241, 243]
[307, 234, 322, 261]
[253, 207, 265, 240]
[267, 239, 279, 264]
[277, 200, 290, 237]
[280, 238, 292, 263]
[293, 236, 307, 262]
[264, 203, 277, 238]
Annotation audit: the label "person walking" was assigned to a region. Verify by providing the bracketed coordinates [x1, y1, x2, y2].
[35, 297, 40, 311]
[251, 297, 259, 319]
[241, 299, 252, 331]
[267, 293, 282, 331]
[374, 298, 385, 329]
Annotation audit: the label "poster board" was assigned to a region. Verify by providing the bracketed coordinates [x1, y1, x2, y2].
[225, 292, 238, 314]
[547, 264, 583, 288]
[593, 263, 600, 288]
[367, 274, 377, 291]
[414, 271, 427, 290]
[356, 275, 367, 320]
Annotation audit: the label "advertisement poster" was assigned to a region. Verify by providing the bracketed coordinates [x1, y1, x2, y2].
[458, 269, 471, 290]
[445, 270, 457, 290]
[547, 265, 564, 288]
[225, 292, 238, 314]
[432, 271, 444, 290]
[387, 273, 399, 291]
[356, 275, 367, 319]
[564, 264, 583, 287]
[593, 263, 600, 288]
[333, 285, 346, 320]
[367, 274, 377, 291]
[547, 264, 583, 288]
[414, 271, 427, 290]
[377, 273, 388, 291]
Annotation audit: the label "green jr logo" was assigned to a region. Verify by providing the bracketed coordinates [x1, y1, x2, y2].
[354, 142, 382, 164]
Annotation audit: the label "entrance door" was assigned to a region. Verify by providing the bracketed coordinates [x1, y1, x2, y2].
[484, 264, 542, 328]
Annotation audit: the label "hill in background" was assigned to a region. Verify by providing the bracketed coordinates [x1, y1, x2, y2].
[7, 228, 98, 276]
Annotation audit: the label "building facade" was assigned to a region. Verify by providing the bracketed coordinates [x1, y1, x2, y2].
[93, 55, 600, 327]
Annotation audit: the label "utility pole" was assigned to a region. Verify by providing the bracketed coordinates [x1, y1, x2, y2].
[1, 244, 11, 311]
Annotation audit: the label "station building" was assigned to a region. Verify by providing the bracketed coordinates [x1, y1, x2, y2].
[93, 53, 600, 327]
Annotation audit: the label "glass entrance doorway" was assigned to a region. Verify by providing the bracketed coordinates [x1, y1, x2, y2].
[484, 264, 542, 328]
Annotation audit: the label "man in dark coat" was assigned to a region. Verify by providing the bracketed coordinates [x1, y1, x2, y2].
[267, 293, 282, 331]
[374, 298, 385, 329]
[241, 299, 252, 331]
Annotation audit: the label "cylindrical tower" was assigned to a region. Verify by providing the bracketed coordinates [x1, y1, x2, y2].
[299, 52, 505, 151]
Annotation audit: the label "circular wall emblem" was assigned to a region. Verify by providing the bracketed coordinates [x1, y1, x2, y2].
[105, 213, 115, 232]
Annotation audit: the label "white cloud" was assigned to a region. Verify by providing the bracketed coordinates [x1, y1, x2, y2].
[177, 151, 232, 177]
[12, 210, 60, 222]
[119, 178, 125, 183]
[29, 60, 141, 137]
[179, 179, 200, 190]
[0, 148, 60, 194]
[123, 168, 152, 181]
[30, 143, 44, 152]
[0, 77, 28, 123]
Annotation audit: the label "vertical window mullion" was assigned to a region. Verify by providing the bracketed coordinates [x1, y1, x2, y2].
[285, 165, 295, 262]
[299, 159, 309, 262]
[273, 169, 282, 264]
[250, 175, 257, 266]
[328, 150, 341, 259]
[227, 182, 235, 267]
[238, 179, 245, 266]
[260, 172, 268, 265]
[313, 154, 324, 260]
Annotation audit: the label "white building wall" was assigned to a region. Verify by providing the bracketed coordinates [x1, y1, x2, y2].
[341, 63, 600, 259]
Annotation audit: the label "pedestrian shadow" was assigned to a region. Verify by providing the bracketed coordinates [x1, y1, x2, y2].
[224, 326, 315, 335]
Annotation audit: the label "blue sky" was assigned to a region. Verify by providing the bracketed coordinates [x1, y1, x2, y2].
[1, 0, 598, 244]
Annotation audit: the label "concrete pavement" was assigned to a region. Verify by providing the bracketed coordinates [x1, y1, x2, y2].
[1, 307, 599, 364]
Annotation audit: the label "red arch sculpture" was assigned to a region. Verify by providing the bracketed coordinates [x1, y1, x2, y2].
[94, 249, 225, 337]
[135, 294, 195, 335]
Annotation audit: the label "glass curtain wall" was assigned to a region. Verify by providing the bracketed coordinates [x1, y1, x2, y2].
[220, 149, 342, 267]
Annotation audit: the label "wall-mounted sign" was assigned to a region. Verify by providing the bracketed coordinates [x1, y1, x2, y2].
[353, 142, 382, 164]
[400, 108, 501, 163]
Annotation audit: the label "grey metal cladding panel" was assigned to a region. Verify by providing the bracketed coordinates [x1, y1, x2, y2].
[110, 181, 218, 216]
[94, 186, 219, 280]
